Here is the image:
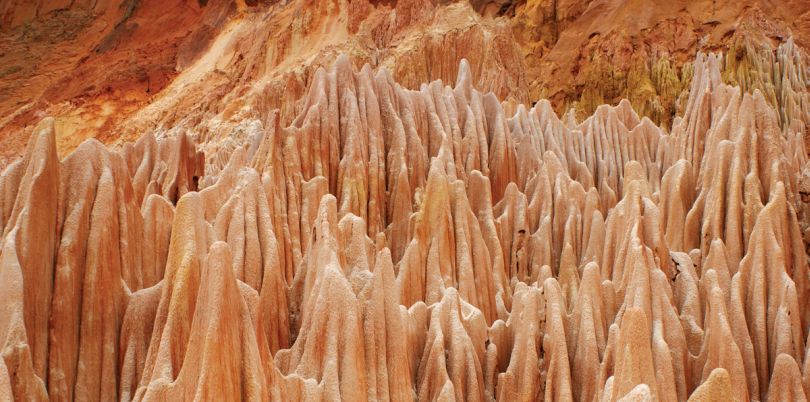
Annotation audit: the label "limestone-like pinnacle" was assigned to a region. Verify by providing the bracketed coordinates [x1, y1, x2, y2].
[1, 6, 810, 399]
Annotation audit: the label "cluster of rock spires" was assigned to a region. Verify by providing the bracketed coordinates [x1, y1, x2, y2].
[1, 49, 810, 401]
[3, 0, 809, 159]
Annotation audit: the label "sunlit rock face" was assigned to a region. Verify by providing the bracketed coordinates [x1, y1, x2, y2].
[2, 0, 809, 163]
[1, 42, 809, 401]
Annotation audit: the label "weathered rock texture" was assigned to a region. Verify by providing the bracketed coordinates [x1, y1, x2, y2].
[1, 0, 809, 161]
[1, 46, 809, 401]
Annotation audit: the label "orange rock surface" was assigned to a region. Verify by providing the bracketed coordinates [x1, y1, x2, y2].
[2, 0, 810, 401]
[2, 46, 810, 400]
[1, 0, 809, 159]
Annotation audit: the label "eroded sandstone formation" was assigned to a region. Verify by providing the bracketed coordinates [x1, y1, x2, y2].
[2, 0, 809, 161]
[1, 49, 809, 401]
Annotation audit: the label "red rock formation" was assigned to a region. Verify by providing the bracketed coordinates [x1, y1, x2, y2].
[1, 37, 810, 402]
[3, 0, 808, 163]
